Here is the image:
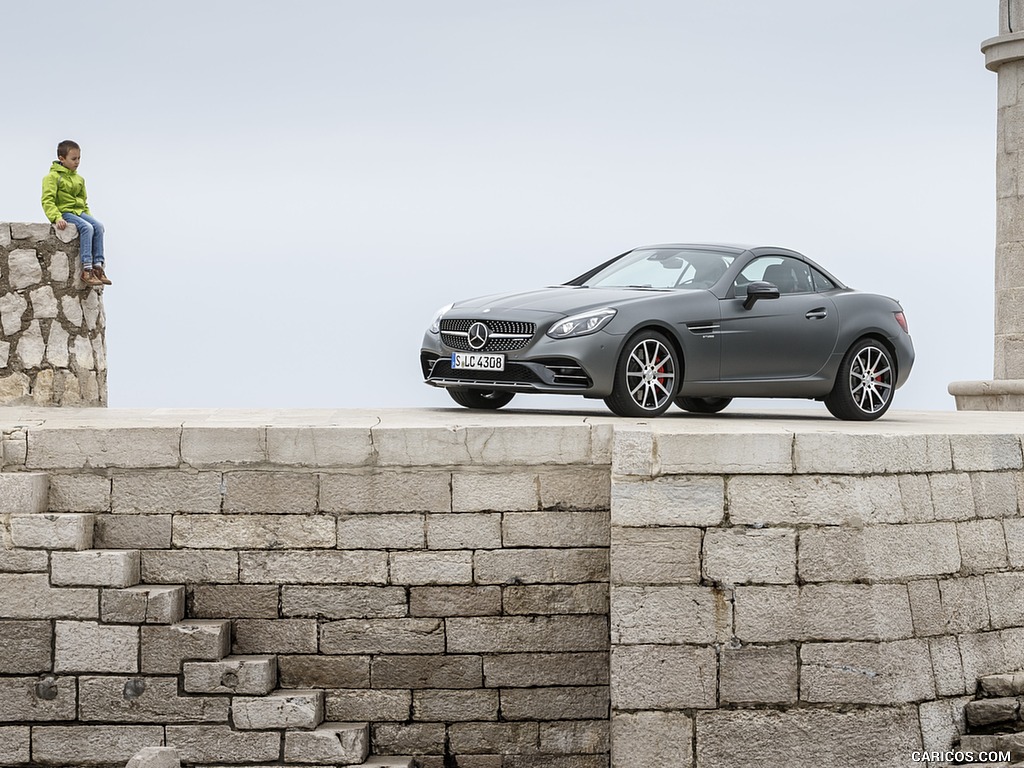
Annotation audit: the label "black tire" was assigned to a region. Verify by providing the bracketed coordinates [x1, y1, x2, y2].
[676, 396, 732, 414]
[447, 388, 515, 410]
[604, 330, 680, 417]
[824, 338, 895, 421]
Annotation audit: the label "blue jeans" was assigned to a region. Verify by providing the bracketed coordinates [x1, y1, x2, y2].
[61, 212, 105, 270]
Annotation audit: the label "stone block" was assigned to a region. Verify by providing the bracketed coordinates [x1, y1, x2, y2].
[950, 434, 1023, 471]
[380, 423, 593, 467]
[426, 512, 501, 549]
[337, 513, 425, 549]
[611, 476, 724, 527]
[320, 471, 451, 513]
[141, 550, 239, 583]
[610, 645, 716, 709]
[141, 620, 231, 674]
[474, 548, 608, 585]
[503, 510, 609, 548]
[1004, 518, 1024, 568]
[320, 618, 445, 654]
[980, 671, 1024, 697]
[51, 548, 140, 587]
[113, 471, 221, 514]
[8, 249, 43, 288]
[102, 585, 185, 624]
[483, 652, 609, 687]
[693, 707, 921, 768]
[390, 550, 473, 584]
[447, 722, 540, 755]
[222, 471, 317, 513]
[938, 576, 991, 633]
[413, 689, 498, 721]
[278, 655, 369, 689]
[611, 711, 692, 768]
[447, 616, 608, 653]
[0, 573, 97, 619]
[611, 428, 656, 476]
[9, 512, 94, 550]
[500, 686, 608, 720]
[733, 584, 913, 642]
[233, 688, 324, 730]
[720, 645, 798, 705]
[165, 725, 281, 762]
[239, 550, 387, 584]
[232, 618, 317, 654]
[612, 585, 731, 645]
[266, 425, 374, 466]
[907, 579, 944, 637]
[0, 620, 52, 673]
[0, 473, 48, 514]
[0, 547, 48, 573]
[539, 467, 611, 510]
[798, 522, 961, 582]
[284, 722, 369, 764]
[32, 726, 165, 765]
[11, 223, 51, 241]
[95, 514, 172, 549]
[190, 584, 279, 618]
[702, 527, 796, 584]
[125, 747, 181, 768]
[610, 526, 700, 585]
[0, 726, 30, 766]
[179, 427, 265, 466]
[800, 639, 935, 704]
[986, 571, 1024, 629]
[281, 585, 406, 618]
[729, 474, 903, 526]
[28, 427, 181, 469]
[657, 431, 794, 474]
[326, 689, 412, 722]
[410, 585, 502, 617]
[958, 518, 1009, 572]
[452, 471, 538, 512]
[539, 720, 608, 755]
[0, 675, 76, 721]
[79, 675, 228, 723]
[184, 655, 278, 695]
[929, 472, 976, 520]
[172, 514, 336, 549]
[360, 759, 416, 768]
[54, 621, 139, 673]
[972, 471, 1019, 518]
[966, 697, 1019, 727]
[503, 583, 609, 615]
[793, 433, 952, 474]
[372, 654, 482, 689]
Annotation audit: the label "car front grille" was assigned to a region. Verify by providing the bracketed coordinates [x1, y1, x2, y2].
[422, 353, 592, 390]
[439, 318, 536, 353]
[428, 359, 543, 385]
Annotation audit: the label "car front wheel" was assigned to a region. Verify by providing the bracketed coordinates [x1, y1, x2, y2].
[448, 388, 515, 410]
[676, 396, 732, 414]
[604, 330, 679, 417]
[824, 339, 895, 420]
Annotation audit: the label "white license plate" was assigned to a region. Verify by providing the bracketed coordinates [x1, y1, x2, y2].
[451, 352, 505, 371]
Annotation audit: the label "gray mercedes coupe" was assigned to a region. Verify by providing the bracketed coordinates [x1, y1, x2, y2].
[420, 244, 914, 420]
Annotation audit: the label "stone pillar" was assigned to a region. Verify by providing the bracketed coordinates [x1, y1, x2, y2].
[0, 222, 107, 406]
[950, 0, 1024, 408]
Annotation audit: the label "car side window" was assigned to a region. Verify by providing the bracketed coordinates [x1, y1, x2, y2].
[811, 267, 836, 292]
[734, 256, 814, 296]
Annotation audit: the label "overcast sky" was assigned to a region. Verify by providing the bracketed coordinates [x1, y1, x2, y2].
[0, 1, 1000, 414]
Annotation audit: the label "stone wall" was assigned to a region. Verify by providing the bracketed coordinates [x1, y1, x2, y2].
[2, 412, 1024, 767]
[0, 222, 106, 406]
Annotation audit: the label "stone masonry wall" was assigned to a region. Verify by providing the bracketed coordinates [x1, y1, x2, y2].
[0, 222, 106, 406]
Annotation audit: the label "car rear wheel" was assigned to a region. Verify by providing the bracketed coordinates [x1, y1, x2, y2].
[824, 339, 895, 421]
[447, 388, 515, 410]
[604, 330, 679, 417]
[676, 396, 732, 414]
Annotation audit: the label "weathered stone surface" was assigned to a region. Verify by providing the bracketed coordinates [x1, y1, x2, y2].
[0, 340, 8, 368]
[448, 616, 608, 653]
[140, 621, 230, 674]
[972, 471, 1018, 517]
[958, 518, 1009, 572]
[320, 470, 451, 513]
[184, 655, 277, 695]
[539, 467, 611, 510]
[10, 512, 94, 550]
[410, 586, 502, 617]
[0, 547, 48, 573]
[141, 550, 239, 584]
[0, 573, 97, 619]
[32, 726, 164, 765]
[11, 223, 52, 241]
[28, 427, 180, 469]
[72, 334, 95, 369]
[540, 720, 608, 755]
[113, 472, 221, 514]
[501, 686, 608, 720]
[61, 294, 83, 326]
[239, 550, 387, 584]
[15, 321, 44, 367]
[321, 619, 445, 654]
[800, 639, 935, 704]
[372, 654, 482, 689]
[504, 583, 608, 616]
[172, 514, 335, 549]
[610, 527, 700, 585]
[8, 249, 42, 289]
[730, 475, 903, 526]
[798, 522, 961, 581]
[0, 675, 76, 721]
[278, 655, 369, 689]
[49, 250, 70, 281]
[611, 645, 716, 709]
[102, 585, 185, 625]
[0, 222, 10, 246]
[612, 711, 692, 768]
[95, 514, 172, 549]
[54, 621, 138, 673]
[483, 652, 609, 687]
[656, 432, 794, 474]
[191, 584, 279, 619]
[611, 476, 724, 526]
[325, 689, 412, 721]
[414, 689, 499, 721]
[29, 286, 58, 318]
[48, 473, 109, 512]
[266, 425, 374, 466]
[985, 571, 1024, 629]
[447, 722, 540, 755]
[474, 548, 608, 585]
[0, 472, 48, 514]
[0, 726, 30, 765]
[179, 428, 265, 466]
[720, 645, 797, 705]
[980, 671, 1024, 697]
[426, 512, 501, 549]
[965, 697, 1020, 727]
[612, 586, 731, 645]
[338, 513, 425, 549]
[232, 618, 317, 654]
[950, 434, 1023, 471]
[51, 549, 140, 587]
[222, 471, 317, 513]
[0, 372, 30, 402]
[281, 585, 406, 618]
[79, 676, 228, 723]
[284, 722, 369, 764]
[0, 292, 27, 336]
[702, 527, 796, 584]
[793, 433, 952, 474]
[125, 747, 181, 768]
[233, 689, 323, 730]
[452, 472, 538, 512]
[164, 725, 280, 762]
[0, 620, 52, 673]
[503, 510, 609, 548]
[390, 550, 473, 584]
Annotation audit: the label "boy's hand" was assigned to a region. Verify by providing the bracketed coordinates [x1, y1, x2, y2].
[55, 219, 66, 230]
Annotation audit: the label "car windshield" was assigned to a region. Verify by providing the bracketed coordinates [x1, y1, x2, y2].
[582, 248, 737, 290]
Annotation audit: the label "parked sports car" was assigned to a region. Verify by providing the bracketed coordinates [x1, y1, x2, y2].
[420, 244, 914, 420]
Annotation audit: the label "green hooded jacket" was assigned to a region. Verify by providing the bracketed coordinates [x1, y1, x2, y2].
[41, 161, 90, 223]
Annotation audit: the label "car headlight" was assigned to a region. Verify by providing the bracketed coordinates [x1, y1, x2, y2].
[428, 303, 454, 334]
[547, 308, 617, 339]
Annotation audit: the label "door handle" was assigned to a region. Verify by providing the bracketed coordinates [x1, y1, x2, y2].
[805, 308, 828, 320]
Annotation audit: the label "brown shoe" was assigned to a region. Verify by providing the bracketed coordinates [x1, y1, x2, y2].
[93, 266, 112, 285]
[81, 270, 103, 287]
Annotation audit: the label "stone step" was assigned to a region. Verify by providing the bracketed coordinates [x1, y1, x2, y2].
[51, 549, 140, 587]
[284, 722, 369, 764]
[232, 688, 324, 730]
[184, 655, 278, 695]
[9, 512, 94, 550]
[102, 585, 185, 624]
[142, 620, 232, 674]
[0, 472, 48, 513]
[966, 697, 1021, 728]
[357, 758, 415, 768]
[982, 672, 1024, 697]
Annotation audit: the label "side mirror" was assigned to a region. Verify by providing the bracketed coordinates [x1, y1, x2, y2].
[742, 281, 781, 310]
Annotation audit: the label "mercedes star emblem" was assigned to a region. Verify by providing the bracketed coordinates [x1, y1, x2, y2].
[468, 322, 490, 350]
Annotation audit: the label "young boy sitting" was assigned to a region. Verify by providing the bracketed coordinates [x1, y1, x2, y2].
[41, 140, 111, 287]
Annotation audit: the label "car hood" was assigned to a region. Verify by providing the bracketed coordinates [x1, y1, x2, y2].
[448, 285, 685, 318]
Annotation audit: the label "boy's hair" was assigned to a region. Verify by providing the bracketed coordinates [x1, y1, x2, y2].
[56, 140, 80, 159]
